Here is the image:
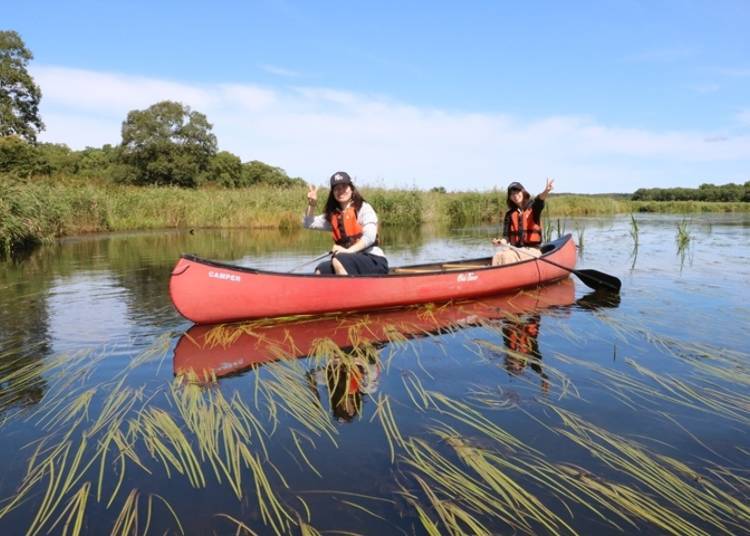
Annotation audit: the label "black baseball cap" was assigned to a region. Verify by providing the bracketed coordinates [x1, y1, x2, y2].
[330, 171, 353, 188]
[507, 181, 525, 192]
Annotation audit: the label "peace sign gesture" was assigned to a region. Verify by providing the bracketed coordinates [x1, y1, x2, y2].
[544, 177, 555, 194]
[307, 184, 318, 206]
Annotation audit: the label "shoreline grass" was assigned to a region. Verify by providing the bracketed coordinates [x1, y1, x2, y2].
[2, 174, 748, 257]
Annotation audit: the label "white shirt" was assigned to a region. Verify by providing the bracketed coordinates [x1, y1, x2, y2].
[303, 201, 385, 257]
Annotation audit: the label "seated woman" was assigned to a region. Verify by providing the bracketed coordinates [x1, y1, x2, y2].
[304, 171, 389, 275]
[492, 178, 554, 266]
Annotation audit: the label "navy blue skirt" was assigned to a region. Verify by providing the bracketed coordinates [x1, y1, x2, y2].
[315, 252, 389, 275]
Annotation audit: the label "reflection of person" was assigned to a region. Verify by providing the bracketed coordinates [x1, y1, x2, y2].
[307, 354, 381, 423]
[304, 171, 389, 275]
[501, 314, 548, 393]
[492, 178, 554, 266]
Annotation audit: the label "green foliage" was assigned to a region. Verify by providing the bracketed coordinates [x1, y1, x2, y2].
[364, 188, 423, 227]
[0, 31, 44, 142]
[240, 160, 304, 187]
[445, 191, 504, 227]
[0, 135, 43, 175]
[119, 100, 217, 187]
[632, 182, 750, 202]
[203, 151, 243, 187]
[430, 186, 447, 194]
[75, 144, 119, 177]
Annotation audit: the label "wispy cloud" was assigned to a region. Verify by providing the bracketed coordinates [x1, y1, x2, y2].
[623, 47, 694, 63]
[738, 109, 750, 125]
[259, 64, 301, 78]
[692, 83, 720, 94]
[717, 67, 750, 77]
[32, 65, 750, 193]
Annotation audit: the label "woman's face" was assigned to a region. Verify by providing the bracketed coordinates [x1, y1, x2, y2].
[509, 189, 525, 207]
[333, 183, 353, 206]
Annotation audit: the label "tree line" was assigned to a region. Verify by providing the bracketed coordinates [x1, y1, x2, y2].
[2, 30, 748, 196]
[631, 182, 750, 202]
[0, 31, 303, 188]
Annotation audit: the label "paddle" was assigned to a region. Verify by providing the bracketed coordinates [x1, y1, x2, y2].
[506, 244, 622, 293]
[288, 252, 332, 273]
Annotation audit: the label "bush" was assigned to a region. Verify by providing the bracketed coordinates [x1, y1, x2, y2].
[240, 160, 305, 187]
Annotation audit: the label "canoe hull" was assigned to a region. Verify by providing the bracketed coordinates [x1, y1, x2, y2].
[169, 234, 577, 324]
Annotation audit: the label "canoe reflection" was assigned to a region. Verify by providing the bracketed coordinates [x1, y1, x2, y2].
[173, 278, 580, 382]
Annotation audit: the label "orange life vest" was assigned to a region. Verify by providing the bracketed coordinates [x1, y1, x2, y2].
[506, 317, 540, 354]
[507, 207, 542, 247]
[329, 206, 363, 248]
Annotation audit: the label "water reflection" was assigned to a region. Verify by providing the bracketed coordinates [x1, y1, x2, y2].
[307, 351, 381, 423]
[500, 313, 548, 392]
[172, 278, 579, 381]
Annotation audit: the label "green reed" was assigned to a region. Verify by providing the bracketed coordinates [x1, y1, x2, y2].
[676, 219, 691, 252]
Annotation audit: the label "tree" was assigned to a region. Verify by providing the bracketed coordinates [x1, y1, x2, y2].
[203, 151, 242, 187]
[119, 101, 217, 187]
[0, 31, 44, 142]
[240, 160, 305, 187]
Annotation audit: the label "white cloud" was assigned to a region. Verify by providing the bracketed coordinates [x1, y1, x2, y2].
[738, 109, 750, 125]
[693, 83, 720, 94]
[718, 67, 750, 77]
[32, 65, 750, 193]
[622, 47, 694, 63]
[259, 64, 300, 78]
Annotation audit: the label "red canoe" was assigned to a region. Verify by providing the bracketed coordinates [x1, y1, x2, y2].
[169, 234, 577, 324]
[173, 278, 577, 379]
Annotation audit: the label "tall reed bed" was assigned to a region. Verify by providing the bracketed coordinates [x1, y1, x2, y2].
[3, 173, 749, 258]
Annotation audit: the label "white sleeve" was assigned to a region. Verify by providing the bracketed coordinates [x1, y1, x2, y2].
[303, 213, 331, 231]
[357, 203, 379, 248]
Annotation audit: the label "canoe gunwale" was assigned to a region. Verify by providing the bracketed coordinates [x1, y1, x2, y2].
[177, 234, 572, 278]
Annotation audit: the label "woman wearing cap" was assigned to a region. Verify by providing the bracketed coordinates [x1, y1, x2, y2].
[491, 178, 554, 266]
[304, 171, 389, 275]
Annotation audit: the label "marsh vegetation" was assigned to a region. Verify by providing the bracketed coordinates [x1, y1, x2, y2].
[0, 213, 748, 534]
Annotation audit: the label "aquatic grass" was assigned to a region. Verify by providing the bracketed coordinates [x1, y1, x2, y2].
[290, 429, 322, 478]
[676, 219, 692, 251]
[434, 426, 576, 535]
[471, 338, 579, 400]
[110, 489, 143, 536]
[547, 405, 750, 534]
[399, 434, 569, 536]
[47, 481, 90, 536]
[626, 213, 640, 268]
[169, 375, 287, 506]
[21, 436, 99, 536]
[553, 351, 750, 426]
[373, 394, 406, 463]
[419, 390, 530, 454]
[136, 407, 206, 488]
[256, 359, 337, 442]
[215, 512, 261, 535]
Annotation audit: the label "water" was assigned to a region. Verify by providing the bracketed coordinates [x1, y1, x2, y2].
[0, 214, 749, 534]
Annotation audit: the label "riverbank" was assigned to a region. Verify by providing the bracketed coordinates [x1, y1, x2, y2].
[2, 175, 748, 257]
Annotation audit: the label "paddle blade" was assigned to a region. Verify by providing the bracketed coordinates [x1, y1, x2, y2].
[573, 269, 622, 293]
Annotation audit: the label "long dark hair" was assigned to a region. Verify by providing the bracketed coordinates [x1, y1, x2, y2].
[324, 185, 365, 221]
[506, 188, 531, 210]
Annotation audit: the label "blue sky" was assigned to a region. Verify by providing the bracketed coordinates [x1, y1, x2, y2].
[6, 0, 750, 192]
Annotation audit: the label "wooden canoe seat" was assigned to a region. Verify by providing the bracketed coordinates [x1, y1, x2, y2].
[392, 267, 440, 274]
[441, 263, 490, 270]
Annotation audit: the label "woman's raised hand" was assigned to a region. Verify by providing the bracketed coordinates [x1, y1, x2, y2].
[544, 177, 555, 194]
[307, 184, 318, 206]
